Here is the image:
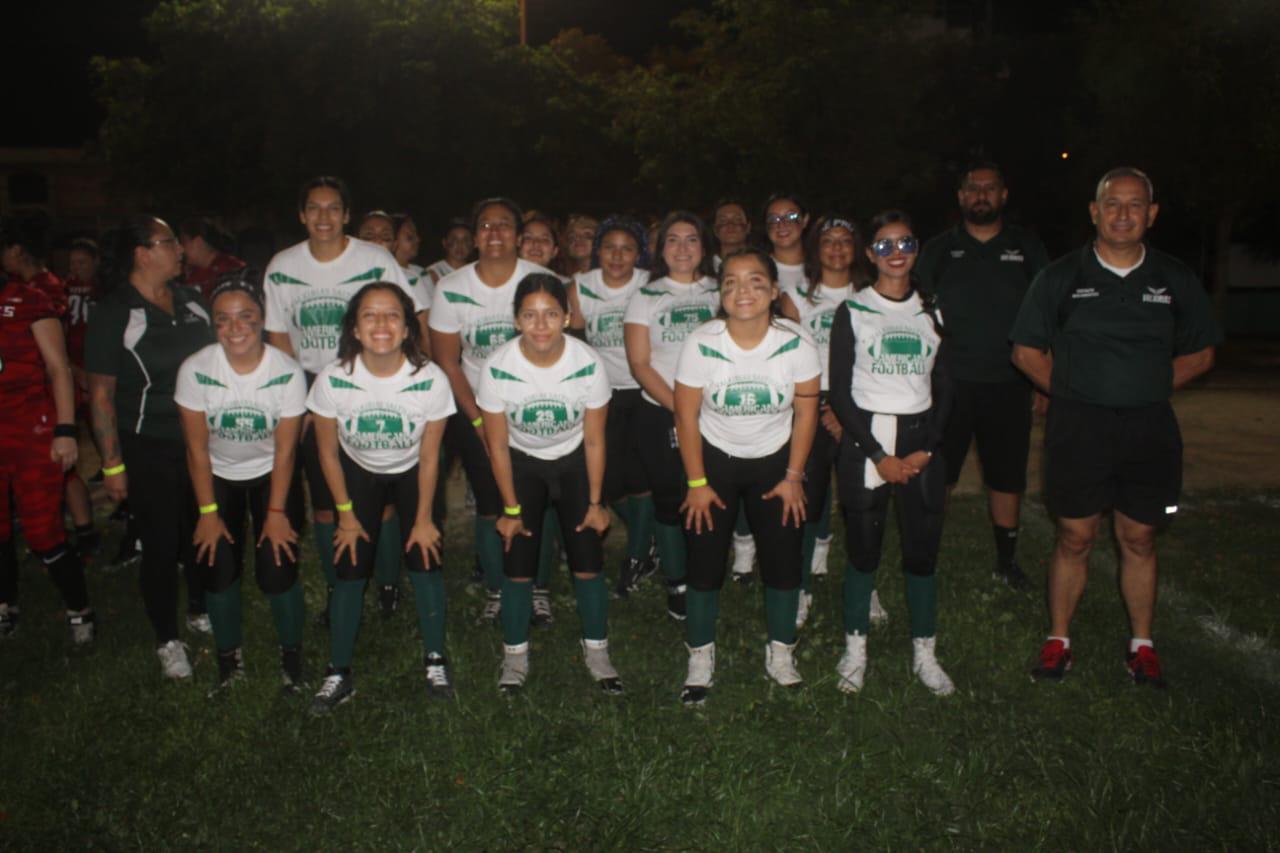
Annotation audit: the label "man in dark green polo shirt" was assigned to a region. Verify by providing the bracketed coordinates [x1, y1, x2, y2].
[1010, 167, 1221, 688]
[917, 163, 1049, 590]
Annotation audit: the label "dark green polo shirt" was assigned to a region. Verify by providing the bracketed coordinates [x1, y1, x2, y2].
[917, 223, 1049, 383]
[84, 283, 213, 441]
[1010, 244, 1222, 408]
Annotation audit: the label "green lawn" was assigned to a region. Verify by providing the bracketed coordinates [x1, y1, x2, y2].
[2, 490, 1278, 850]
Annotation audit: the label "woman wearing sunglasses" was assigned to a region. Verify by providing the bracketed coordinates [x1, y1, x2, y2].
[828, 210, 955, 696]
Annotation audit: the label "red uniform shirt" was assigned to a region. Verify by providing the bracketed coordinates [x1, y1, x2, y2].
[0, 276, 64, 420]
[62, 274, 98, 366]
[185, 253, 247, 302]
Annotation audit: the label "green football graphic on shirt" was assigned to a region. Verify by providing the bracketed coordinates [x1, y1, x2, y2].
[658, 302, 713, 342]
[808, 310, 836, 344]
[294, 294, 349, 352]
[512, 396, 579, 437]
[344, 404, 415, 449]
[711, 380, 784, 415]
[589, 310, 625, 347]
[468, 316, 516, 356]
[867, 327, 932, 375]
[211, 404, 272, 443]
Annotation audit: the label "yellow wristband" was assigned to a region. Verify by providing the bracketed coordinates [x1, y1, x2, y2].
[471, 416, 484, 428]
[198, 503, 219, 515]
[102, 463, 126, 476]
[335, 501, 353, 512]
[687, 477, 708, 488]
[504, 505, 522, 516]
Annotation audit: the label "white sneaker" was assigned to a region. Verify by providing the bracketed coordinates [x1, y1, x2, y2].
[478, 591, 502, 625]
[869, 589, 889, 626]
[68, 610, 96, 645]
[186, 612, 213, 635]
[581, 638, 623, 694]
[911, 636, 955, 696]
[531, 588, 554, 626]
[795, 590, 813, 630]
[681, 642, 715, 705]
[765, 639, 803, 687]
[731, 534, 755, 580]
[157, 639, 193, 680]
[499, 642, 529, 692]
[810, 535, 832, 577]
[835, 632, 867, 693]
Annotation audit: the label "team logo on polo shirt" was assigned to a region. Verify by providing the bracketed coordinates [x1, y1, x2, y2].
[657, 301, 714, 343]
[1071, 287, 1100, 300]
[868, 327, 931, 376]
[511, 395, 579, 436]
[588, 310, 626, 347]
[999, 249, 1025, 262]
[1142, 286, 1172, 305]
[294, 293, 348, 352]
[344, 404, 414, 449]
[210, 403, 272, 443]
[466, 316, 516, 358]
[710, 376, 786, 415]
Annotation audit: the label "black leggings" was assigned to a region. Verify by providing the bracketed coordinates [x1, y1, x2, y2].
[335, 451, 441, 580]
[444, 411, 501, 517]
[836, 410, 945, 577]
[803, 400, 839, 513]
[203, 472, 305, 595]
[504, 446, 604, 580]
[120, 433, 197, 643]
[685, 441, 803, 592]
[603, 388, 647, 504]
[634, 400, 685, 525]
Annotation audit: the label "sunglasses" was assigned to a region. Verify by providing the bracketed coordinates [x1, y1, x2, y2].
[765, 211, 803, 227]
[870, 236, 919, 257]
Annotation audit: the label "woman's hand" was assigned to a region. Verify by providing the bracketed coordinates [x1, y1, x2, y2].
[679, 485, 725, 534]
[103, 469, 128, 502]
[194, 512, 234, 567]
[819, 403, 843, 441]
[405, 519, 443, 567]
[762, 479, 807, 528]
[51, 436, 78, 472]
[874, 455, 916, 485]
[496, 515, 532, 552]
[576, 504, 611, 537]
[257, 511, 298, 567]
[334, 519, 370, 567]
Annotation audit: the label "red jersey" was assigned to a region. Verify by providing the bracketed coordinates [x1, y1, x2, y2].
[0, 277, 65, 417]
[62, 275, 98, 366]
[185, 253, 247, 301]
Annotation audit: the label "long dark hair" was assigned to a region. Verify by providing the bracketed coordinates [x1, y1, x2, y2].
[336, 282, 429, 372]
[715, 247, 785, 325]
[648, 210, 716, 281]
[589, 215, 649, 272]
[866, 209, 941, 333]
[513, 273, 569, 317]
[99, 215, 166, 293]
[803, 213, 867, 302]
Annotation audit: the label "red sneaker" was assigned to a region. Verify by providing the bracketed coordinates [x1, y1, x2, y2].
[1030, 639, 1073, 681]
[1126, 645, 1168, 688]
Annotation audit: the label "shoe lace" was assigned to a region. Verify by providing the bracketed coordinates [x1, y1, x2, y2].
[532, 594, 552, 617]
[425, 659, 450, 687]
[316, 673, 345, 699]
[483, 595, 501, 617]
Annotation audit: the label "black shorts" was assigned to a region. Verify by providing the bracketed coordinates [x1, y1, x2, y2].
[1043, 398, 1182, 527]
[940, 378, 1032, 492]
[334, 451, 442, 581]
[204, 471, 306, 595]
[444, 411, 502, 517]
[802, 393, 840, 512]
[504, 446, 604, 580]
[634, 400, 685, 526]
[604, 388, 647, 504]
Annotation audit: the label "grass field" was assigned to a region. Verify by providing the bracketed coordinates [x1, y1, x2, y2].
[2, 487, 1278, 850]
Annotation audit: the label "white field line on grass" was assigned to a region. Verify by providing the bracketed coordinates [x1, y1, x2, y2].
[1021, 508, 1280, 688]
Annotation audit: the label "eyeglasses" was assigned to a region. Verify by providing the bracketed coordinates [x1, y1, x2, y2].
[870, 236, 919, 257]
[765, 211, 803, 228]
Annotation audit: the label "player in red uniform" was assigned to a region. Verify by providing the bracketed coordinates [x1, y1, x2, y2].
[0, 220, 95, 643]
[180, 217, 246, 302]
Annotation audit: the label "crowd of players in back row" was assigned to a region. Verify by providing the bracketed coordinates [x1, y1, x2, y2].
[0, 162, 1220, 712]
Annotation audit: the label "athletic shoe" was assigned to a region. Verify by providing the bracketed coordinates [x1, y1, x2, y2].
[869, 589, 889, 626]
[614, 555, 659, 599]
[1030, 639, 1073, 681]
[731, 534, 755, 585]
[581, 638, 623, 694]
[810, 535, 832, 577]
[666, 581, 687, 621]
[835, 632, 867, 694]
[911, 637, 955, 696]
[499, 642, 529, 693]
[209, 647, 246, 697]
[994, 561, 1030, 591]
[378, 583, 400, 618]
[681, 642, 715, 705]
[157, 640, 193, 680]
[764, 640, 803, 687]
[795, 590, 813, 630]
[186, 612, 212, 635]
[280, 645, 304, 693]
[424, 653, 455, 700]
[531, 588, 554, 627]
[478, 590, 502, 625]
[0, 604, 19, 638]
[67, 610, 96, 646]
[310, 668, 355, 715]
[315, 586, 333, 628]
[1126, 645, 1167, 688]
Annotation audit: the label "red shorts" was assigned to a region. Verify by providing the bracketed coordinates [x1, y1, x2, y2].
[0, 417, 66, 552]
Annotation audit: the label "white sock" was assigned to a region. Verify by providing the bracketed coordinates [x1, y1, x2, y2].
[1129, 637, 1154, 653]
[1048, 635, 1070, 649]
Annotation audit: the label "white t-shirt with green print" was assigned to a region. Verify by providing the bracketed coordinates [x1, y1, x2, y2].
[263, 237, 420, 374]
[403, 263, 433, 311]
[782, 280, 852, 391]
[174, 343, 308, 481]
[622, 276, 720, 406]
[675, 319, 821, 458]
[475, 336, 612, 461]
[305, 357, 456, 475]
[574, 268, 648, 390]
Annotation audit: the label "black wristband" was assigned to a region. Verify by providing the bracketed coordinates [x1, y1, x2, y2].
[53, 424, 78, 439]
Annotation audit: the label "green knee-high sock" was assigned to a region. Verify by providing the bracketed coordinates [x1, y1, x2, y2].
[206, 578, 243, 653]
[573, 574, 608, 641]
[765, 586, 800, 645]
[408, 571, 447, 657]
[313, 521, 337, 588]
[374, 514, 402, 586]
[686, 587, 719, 647]
[654, 522, 686, 581]
[536, 508, 559, 587]
[501, 579, 533, 646]
[801, 523, 819, 593]
[734, 509, 751, 537]
[905, 573, 937, 638]
[329, 579, 366, 669]
[611, 499, 632, 540]
[843, 564, 876, 635]
[475, 517, 504, 591]
[268, 579, 305, 647]
[626, 495, 656, 562]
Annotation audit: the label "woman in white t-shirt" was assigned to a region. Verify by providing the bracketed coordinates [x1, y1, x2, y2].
[623, 211, 720, 622]
[673, 247, 821, 704]
[478, 274, 618, 693]
[828, 209, 955, 697]
[175, 274, 308, 693]
[567, 215, 655, 597]
[306, 283, 456, 713]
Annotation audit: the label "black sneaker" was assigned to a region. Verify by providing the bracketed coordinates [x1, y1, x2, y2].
[315, 586, 333, 628]
[477, 590, 501, 625]
[666, 581, 687, 621]
[281, 645, 304, 693]
[378, 583, 400, 618]
[612, 557, 635, 600]
[424, 653, 454, 700]
[209, 647, 246, 697]
[310, 667, 355, 715]
[994, 561, 1030, 590]
[531, 587, 554, 627]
